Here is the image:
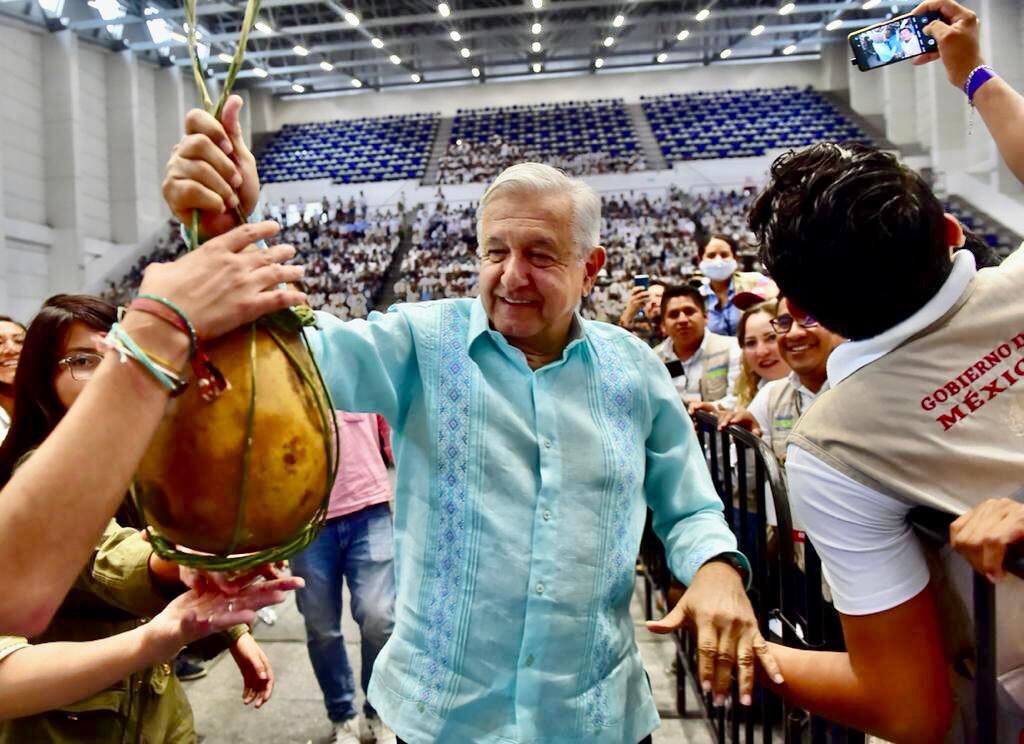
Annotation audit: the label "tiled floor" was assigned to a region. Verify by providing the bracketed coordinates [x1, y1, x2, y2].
[188, 578, 714, 743]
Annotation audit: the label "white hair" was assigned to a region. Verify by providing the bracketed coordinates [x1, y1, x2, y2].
[475, 162, 601, 260]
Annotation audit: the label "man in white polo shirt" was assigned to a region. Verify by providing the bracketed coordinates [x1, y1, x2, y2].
[749, 141, 1024, 742]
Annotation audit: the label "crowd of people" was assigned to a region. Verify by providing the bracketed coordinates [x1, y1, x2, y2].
[436, 134, 646, 184]
[2, 2, 1024, 742]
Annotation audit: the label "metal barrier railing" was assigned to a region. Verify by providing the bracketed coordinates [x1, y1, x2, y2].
[636, 410, 1024, 742]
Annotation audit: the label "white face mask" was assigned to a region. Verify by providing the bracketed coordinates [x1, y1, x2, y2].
[700, 258, 737, 282]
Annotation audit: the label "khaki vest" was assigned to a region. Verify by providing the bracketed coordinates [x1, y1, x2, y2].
[699, 331, 736, 402]
[790, 249, 1024, 736]
[757, 377, 806, 462]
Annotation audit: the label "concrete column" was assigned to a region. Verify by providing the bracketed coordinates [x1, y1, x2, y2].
[821, 40, 851, 93]
[247, 88, 275, 134]
[106, 51, 144, 244]
[848, 61, 883, 116]
[0, 132, 8, 313]
[41, 30, 85, 293]
[155, 66, 187, 217]
[882, 61, 917, 145]
[922, 61, 968, 174]
[984, 0, 1023, 196]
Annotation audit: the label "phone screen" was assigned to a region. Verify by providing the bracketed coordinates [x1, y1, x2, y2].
[634, 274, 650, 289]
[849, 13, 940, 71]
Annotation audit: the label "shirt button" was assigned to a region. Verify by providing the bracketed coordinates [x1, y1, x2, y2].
[536, 583, 545, 595]
[543, 439, 552, 449]
[543, 510, 551, 521]
[525, 654, 535, 667]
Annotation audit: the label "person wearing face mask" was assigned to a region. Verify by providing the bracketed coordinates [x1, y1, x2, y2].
[720, 298, 844, 462]
[696, 234, 777, 337]
[0, 317, 26, 444]
[733, 300, 790, 410]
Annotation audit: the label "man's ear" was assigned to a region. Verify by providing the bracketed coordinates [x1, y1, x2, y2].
[581, 246, 607, 296]
[943, 213, 965, 255]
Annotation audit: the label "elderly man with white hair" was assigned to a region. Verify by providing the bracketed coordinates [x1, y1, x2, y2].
[163, 101, 780, 744]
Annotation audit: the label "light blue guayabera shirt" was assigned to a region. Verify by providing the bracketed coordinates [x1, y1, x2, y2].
[305, 297, 748, 744]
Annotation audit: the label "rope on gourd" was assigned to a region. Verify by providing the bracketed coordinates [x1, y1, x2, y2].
[134, 0, 339, 570]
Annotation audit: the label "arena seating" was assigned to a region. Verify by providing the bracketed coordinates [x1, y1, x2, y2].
[642, 86, 870, 164]
[439, 99, 644, 183]
[258, 113, 439, 184]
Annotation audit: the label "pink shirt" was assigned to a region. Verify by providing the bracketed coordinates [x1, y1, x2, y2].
[327, 411, 393, 519]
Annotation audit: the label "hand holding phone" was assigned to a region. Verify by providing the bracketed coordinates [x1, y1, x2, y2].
[907, 0, 984, 89]
[849, 11, 943, 71]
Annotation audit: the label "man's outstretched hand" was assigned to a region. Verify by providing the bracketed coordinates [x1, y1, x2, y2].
[647, 559, 783, 707]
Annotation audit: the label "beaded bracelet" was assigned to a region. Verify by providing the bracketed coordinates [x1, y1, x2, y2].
[102, 323, 189, 396]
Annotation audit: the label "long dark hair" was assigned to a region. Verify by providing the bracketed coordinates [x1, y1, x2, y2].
[0, 295, 116, 485]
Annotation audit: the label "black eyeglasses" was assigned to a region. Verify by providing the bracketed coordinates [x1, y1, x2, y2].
[57, 352, 104, 381]
[770, 313, 819, 334]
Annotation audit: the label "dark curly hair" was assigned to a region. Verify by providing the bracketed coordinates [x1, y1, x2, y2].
[750, 142, 951, 340]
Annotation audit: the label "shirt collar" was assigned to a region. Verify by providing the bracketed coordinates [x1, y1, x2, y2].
[700, 278, 735, 311]
[788, 371, 828, 399]
[468, 296, 588, 364]
[657, 331, 708, 363]
[827, 250, 977, 386]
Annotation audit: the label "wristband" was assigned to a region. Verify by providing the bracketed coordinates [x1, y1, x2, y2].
[129, 296, 197, 356]
[101, 323, 189, 396]
[963, 65, 997, 105]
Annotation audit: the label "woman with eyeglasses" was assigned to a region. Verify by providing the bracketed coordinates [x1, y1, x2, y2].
[0, 317, 26, 445]
[734, 300, 790, 409]
[0, 294, 302, 743]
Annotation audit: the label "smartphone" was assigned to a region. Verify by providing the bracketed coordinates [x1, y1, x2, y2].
[848, 11, 942, 71]
[634, 274, 650, 318]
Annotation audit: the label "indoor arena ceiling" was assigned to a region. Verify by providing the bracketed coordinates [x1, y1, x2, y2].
[2, 0, 919, 96]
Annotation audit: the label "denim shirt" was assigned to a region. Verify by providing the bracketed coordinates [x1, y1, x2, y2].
[306, 298, 747, 743]
[701, 279, 741, 336]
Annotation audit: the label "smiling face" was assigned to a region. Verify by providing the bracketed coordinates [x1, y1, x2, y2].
[661, 295, 707, 352]
[741, 311, 788, 382]
[478, 189, 605, 356]
[0, 321, 25, 387]
[775, 298, 843, 379]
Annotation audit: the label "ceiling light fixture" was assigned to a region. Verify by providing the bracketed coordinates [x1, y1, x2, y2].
[825, 18, 843, 31]
[779, 2, 795, 15]
[371, 37, 384, 48]
[677, 28, 690, 41]
[291, 83, 304, 93]
[783, 43, 797, 54]
[531, 41, 541, 52]
[862, 0, 880, 8]
[320, 60, 334, 71]
[460, 46, 470, 57]
[750, 24, 765, 35]
[390, 54, 401, 64]
[254, 21, 273, 34]
[218, 52, 233, 63]
[450, 29, 461, 41]
[603, 35, 614, 46]
[351, 78, 362, 87]
[532, 0, 542, 8]
[438, 3, 450, 17]
[343, 11, 359, 26]
[594, 57, 604, 68]
[411, 72, 421, 82]
[720, 48, 732, 58]
[472, 67, 480, 77]
[656, 52, 668, 63]
[293, 44, 309, 56]
[532, 22, 541, 34]
[613, 14, 624, 27]
[696, 8, 710, 21]
[532, 61, 542, 72]
[253, 67, 268, 78]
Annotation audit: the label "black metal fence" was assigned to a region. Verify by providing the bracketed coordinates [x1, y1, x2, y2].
[638, 410, 1023, 743]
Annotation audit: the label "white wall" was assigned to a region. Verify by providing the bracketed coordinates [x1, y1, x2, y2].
[271, 59, 824, 127]
[79, 47, 112, 242]
[1, 22, 46, 226]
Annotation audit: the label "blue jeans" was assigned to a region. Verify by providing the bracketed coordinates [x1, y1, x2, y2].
[290, 502, 397, 723]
